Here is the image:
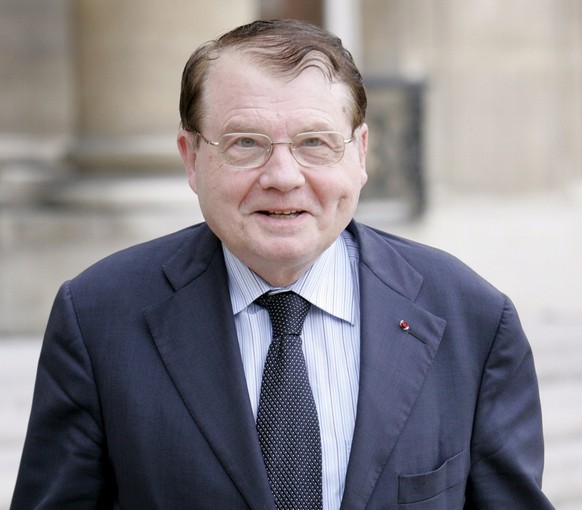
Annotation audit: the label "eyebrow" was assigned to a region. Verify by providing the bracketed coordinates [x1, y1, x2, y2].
[220, 113, 339, 135]
[220, 123, 338, 136]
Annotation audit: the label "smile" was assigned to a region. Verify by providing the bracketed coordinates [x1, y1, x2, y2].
[261, 210, 303, 218]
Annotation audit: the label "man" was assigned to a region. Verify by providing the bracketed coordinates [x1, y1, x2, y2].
[12, 19, 554, 509]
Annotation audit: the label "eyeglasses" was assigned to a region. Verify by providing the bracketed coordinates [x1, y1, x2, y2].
[196, 131, 355, 169]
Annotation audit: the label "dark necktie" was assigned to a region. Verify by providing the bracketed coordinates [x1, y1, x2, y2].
[255, 291, 323, 509]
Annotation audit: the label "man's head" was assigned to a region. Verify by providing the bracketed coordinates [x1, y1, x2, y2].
[179, 19, 367, 137]
[177, 19, 368, 286]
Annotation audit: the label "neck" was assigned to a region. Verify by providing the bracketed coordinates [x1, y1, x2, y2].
[250, 262, 311, 288]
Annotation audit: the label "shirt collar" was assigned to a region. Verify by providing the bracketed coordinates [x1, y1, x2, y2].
[223, 231, 357, 324]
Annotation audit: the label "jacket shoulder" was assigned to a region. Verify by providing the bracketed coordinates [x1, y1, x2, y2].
[68, 223, 214, 301]
[356, 222, 506, 312]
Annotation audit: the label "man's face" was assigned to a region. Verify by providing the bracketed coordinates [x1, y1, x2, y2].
[178, 52, 368, 286]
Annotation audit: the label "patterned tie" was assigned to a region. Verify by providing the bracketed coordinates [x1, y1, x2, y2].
[255, 291, 323, 509]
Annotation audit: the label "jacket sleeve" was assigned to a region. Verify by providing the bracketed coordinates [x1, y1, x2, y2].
[11, 282, 116, 509]
[465, 296, 554, 509]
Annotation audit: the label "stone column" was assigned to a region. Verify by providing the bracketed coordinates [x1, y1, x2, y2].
[324, 0, 362, 64]
[69, 0, 257, 174]
[557, 0, 582, 189]
[434, 0, 573, 191]
[0, 0, 74, 204]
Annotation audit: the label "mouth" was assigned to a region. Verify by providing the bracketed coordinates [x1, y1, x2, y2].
[259, 210, 304, 219]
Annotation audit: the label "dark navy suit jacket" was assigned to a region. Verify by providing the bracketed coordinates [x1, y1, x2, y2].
[12, 221, 554, 509]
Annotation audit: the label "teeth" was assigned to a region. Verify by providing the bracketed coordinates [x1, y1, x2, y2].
[268, 211, 298, 215]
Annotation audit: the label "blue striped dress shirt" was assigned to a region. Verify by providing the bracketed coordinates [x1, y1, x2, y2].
[223, 230, 361, 510]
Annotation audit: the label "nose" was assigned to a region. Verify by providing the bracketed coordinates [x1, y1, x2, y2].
[258, 143, 306, 191]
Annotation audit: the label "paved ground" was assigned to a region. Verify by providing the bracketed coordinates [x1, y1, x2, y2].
[1, 189, 581, 508]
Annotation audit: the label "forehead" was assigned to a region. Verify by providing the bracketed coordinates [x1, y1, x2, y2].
[202, 51, 353, 133]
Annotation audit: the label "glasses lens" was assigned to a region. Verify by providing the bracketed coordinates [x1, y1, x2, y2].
[293, 131, 346, 166]
[219, 133, 271, 168]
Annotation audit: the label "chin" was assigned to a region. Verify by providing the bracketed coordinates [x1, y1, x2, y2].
[260, 241, 318, 264]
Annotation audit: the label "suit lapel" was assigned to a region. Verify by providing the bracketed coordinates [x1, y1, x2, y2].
[340, 223, 447, 509]
[144, 226, 274, 510]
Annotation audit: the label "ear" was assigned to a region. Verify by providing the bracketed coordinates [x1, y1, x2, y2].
[356, 123, 369, 187]
[177, 128, 198, 193]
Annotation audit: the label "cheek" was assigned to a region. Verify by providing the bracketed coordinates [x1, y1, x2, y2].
[198, 168, 258, 214]
[311, 172, 361, 218]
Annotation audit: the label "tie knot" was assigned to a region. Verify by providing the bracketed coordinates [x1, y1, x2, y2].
[255, 291, 311, 338]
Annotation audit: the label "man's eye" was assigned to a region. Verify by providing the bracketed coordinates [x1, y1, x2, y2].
[235, 137, 258, 148]
[300, 137, 325, 148]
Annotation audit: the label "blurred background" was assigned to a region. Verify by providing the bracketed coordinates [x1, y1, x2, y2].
[1, 0, 581, 507]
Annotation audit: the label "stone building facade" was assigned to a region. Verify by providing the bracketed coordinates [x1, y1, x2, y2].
[1, 0, 581, 333]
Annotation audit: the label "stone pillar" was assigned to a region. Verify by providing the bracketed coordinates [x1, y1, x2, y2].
[0, 0, 74, 204]
[324, 0, 362, 64]
[435, 0, 573, 192]
[557, 0, 582, 189]
[69, 0, 257, 174]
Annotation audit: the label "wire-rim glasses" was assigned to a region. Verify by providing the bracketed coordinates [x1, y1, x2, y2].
[196, 131, 355, 169]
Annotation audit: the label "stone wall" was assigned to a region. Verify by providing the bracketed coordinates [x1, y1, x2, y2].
[1, 0, 581, 334]
[2, 0, 580, 197]
[361, 0, 582, 192]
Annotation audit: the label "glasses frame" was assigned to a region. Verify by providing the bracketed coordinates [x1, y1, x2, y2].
[195, 130, 355, 169]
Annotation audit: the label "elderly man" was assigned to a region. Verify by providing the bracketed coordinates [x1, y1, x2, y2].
[12, 19, 553, 509]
